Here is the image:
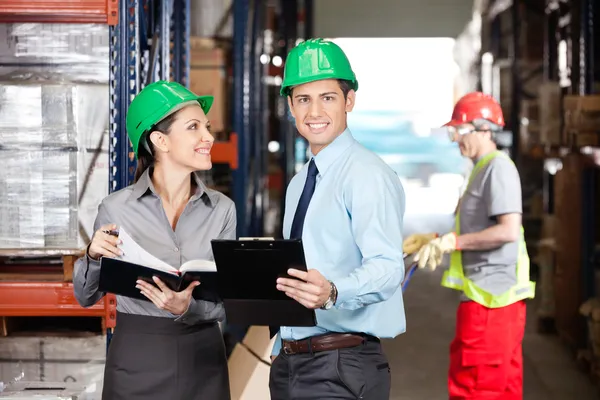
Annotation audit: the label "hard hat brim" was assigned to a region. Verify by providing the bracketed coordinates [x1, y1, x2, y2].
[135, 95, 214, 155]
[280, 76, 358, 96]
[442, 119, 464, 127]
[154, 95, 214, 124]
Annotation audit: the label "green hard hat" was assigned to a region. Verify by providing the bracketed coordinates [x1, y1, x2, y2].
[125, 80, 213, 156]
[280, 38, 358, 96]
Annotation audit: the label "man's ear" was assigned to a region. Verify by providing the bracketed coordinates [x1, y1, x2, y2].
[149, 130, 169, 153]
[287, 96, 297, 120]
[345, 90, 356, 113]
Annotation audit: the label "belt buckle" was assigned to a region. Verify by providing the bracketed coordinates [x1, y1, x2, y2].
[283, 343, 293, 355]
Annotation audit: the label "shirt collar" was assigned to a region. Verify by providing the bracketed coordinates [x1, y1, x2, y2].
[311, 128, 355, 176]
[129, 168, 215, 206]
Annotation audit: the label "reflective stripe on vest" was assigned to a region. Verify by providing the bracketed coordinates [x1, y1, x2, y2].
[441, 151, 536, 308]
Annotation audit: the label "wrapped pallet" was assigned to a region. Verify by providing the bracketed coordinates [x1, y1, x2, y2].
[0, 23, 109, 249]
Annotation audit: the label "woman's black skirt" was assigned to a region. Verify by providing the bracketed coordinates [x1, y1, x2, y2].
[102, 312, 230, 400]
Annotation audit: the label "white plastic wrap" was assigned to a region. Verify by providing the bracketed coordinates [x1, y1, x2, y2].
[0, 23, 109, 84]
[0, 83, 109, 249]
[0, 22, 109, 249]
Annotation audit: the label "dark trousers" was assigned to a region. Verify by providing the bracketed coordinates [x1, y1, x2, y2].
[269, 339, 391, 400]
[103, 312, 230, 400]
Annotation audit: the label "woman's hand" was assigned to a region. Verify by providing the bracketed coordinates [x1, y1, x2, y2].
[88, 224, 122, 260]
[136, 277, 201, 315]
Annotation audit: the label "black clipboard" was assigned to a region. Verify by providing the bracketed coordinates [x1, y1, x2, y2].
[210, 239, 317, 327]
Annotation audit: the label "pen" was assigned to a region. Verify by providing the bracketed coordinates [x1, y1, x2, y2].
[103, 229, 119, 237]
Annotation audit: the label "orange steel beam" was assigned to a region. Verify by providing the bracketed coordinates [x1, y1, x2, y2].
[0, 0, 118, 25]
[0, 282, 114, 321]
[104, 293, 117, 329]
[211, 133, 239, 169]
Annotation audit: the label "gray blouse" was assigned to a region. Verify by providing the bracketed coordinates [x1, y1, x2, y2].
[73, 168, 236, 325]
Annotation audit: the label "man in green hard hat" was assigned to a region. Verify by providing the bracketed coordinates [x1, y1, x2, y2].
[269, 38, 406, 399]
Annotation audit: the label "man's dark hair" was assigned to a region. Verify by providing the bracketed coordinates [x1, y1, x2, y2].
[289, 79, 354, 102]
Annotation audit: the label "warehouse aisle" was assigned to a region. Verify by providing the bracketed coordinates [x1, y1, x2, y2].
[384, 266, 600, 400]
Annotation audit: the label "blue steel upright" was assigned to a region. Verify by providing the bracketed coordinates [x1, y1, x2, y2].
[109, 0, 140, 194]
[107, 0, 141, 351]
[233, 0, 250, 238]
[171, 0, 191, 86]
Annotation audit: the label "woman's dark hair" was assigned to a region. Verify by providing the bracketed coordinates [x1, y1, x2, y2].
[133, 111, 179, 183]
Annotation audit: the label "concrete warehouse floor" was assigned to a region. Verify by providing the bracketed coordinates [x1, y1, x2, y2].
[383, 266, 600, 400]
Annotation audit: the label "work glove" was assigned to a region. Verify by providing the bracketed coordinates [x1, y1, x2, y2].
[413, 233, 458, 271]
[403, 233, 438, 255]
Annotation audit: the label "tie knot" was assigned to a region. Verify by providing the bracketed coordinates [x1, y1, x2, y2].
[308, 159, 319, 177]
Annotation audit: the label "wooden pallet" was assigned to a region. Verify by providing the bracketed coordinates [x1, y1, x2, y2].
[0, 248, 84, 282]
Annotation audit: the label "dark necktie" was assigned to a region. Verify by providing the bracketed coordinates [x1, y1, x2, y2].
[290, 158, 319, 239]
[270, 158, 319, 339]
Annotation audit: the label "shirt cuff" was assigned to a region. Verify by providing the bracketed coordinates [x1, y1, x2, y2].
[85, 243, 100, 263]
[175, 299, 225, 325]
[332, 275, 360, 308]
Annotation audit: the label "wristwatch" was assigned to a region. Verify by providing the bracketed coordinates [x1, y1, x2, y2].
[320, 281, 338, 310]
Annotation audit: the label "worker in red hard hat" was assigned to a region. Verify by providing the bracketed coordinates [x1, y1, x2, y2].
[403, 92, 535, 399]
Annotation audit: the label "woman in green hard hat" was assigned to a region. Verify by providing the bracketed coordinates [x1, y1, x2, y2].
[73, 81, 235, 400]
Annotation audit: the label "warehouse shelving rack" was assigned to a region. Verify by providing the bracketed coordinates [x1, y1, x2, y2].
[481, 0, 599, 359]
[0, 0, 312, 346]
[231, 0, 313, 238]
[219, 0, 313, 351]
[0, 0, 201, 342]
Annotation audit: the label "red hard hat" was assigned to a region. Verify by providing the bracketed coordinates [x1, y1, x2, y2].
[444, 92, 505, 127]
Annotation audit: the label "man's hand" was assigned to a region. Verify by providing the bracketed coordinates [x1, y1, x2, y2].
[136, 277, 200, 315]
[403, 233, 437, 254]
[413, 233, 457, 270]
[276, 269, 331, 309]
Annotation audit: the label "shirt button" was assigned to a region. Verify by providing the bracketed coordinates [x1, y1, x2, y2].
[174, 247, 179, 252]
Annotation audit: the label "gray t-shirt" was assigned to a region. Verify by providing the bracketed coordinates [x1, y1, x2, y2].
[458, 153, 522, 297]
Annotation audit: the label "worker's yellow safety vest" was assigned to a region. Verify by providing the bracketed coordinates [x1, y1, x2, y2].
[441, 151, 536, 308]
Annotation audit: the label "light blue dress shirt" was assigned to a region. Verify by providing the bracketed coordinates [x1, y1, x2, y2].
[272, 129, 406, 355]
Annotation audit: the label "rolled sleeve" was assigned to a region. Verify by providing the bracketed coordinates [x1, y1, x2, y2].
[334, 168, 406, 309]
[73, 202, 112, 307]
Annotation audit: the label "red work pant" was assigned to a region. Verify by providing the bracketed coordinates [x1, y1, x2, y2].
[448, 300, 526, 400]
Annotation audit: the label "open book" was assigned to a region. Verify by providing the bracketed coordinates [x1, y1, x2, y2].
[97, 228, 219, 303]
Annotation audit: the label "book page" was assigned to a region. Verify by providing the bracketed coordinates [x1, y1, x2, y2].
[180, 259, 217, 273]
[117, 228, 178, 275]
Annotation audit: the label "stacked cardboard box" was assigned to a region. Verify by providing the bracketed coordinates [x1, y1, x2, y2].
[228, 326, 275, 400]
[190, 37, 229, 134]
[538, 82, 562, 146]
[563, 95, 600, 147]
